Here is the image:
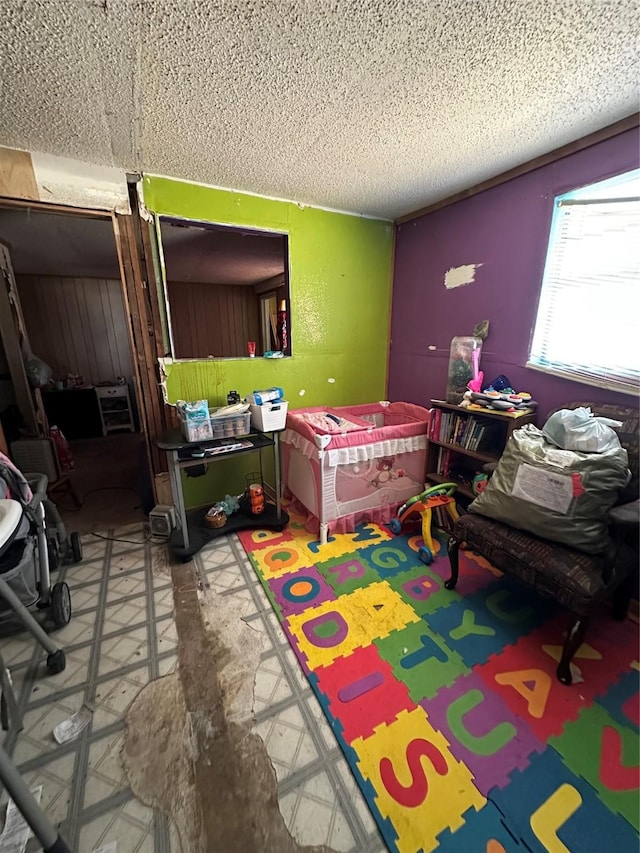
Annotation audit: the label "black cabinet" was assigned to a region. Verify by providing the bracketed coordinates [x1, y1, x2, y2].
[42, 388, 103, 440]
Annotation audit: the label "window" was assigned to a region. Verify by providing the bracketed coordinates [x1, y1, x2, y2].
[528, 169, 640, 395]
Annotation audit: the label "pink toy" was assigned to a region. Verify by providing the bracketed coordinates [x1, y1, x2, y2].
[467, 349, 484, 393]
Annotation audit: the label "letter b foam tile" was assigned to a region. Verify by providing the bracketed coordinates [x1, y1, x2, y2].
[490, 749, 639, 853]
[353, 707, 485, 853]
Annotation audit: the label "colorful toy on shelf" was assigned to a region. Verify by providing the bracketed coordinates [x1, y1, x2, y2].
[389, 482, 460, 567]
[461, 385, 538, 414]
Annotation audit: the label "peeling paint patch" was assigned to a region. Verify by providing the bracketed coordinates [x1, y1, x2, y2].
[327, 377, 335, 383]
[298, 389, 305, 396]
[444, 263, 482, 290]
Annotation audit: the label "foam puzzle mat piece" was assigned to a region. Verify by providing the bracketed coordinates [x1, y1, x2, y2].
[285, 580, 420, 670]
[435, 800, 525, 853]
[596, 669, 640, 734]
[353, 707, 485, 853]
[312, 642, 415, 744]
[314, 551, 380, 595]
[250, 540, 317, 579]
[385, 565, 460, 617]
[421, 670, 545, 794]
[475, 614, 635, 741]
[267, 564, 336, 616]
[549, 701, 640, 830]
[236, 526, 293, 552]
[357, 538, 428, 580]
[375, 618, 469, 703]
[490, 748, 639, 852]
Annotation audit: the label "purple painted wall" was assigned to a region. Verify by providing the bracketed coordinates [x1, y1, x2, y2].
[389, 128, 639, 418]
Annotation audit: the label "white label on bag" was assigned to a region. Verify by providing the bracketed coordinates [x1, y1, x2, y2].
[511, 463, 574, 514]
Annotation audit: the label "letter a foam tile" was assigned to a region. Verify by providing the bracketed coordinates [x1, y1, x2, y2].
[352, 706, 485, 853]
[490, 748, 639, 853]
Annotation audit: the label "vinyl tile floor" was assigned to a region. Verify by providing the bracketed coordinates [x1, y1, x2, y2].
[0, 524, 385, 853]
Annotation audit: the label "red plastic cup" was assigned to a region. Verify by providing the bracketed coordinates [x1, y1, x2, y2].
[247, 341, 256, 357]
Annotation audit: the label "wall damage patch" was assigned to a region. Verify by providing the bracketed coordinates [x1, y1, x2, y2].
[444, 263, 483, 290]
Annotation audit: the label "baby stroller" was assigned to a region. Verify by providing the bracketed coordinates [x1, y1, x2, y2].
[0, 453, 82, 674]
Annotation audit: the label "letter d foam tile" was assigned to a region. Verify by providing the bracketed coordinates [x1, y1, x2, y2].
[352, 707, 485, 853]
[285, 581, 420, 670]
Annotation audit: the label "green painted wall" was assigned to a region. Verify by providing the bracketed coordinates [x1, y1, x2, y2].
[143, 175, 394, 506]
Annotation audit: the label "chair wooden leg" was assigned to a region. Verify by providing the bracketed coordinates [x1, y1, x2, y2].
[557, 613, 590, 686]
[445, 537, 460, 590]
[612, 574, 634, 622]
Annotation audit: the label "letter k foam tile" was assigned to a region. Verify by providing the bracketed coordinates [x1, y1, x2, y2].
[352, 707, 485, 853]
[284, 581, 420, 670]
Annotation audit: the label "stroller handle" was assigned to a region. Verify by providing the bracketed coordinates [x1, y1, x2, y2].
[24, 474, 49, 508]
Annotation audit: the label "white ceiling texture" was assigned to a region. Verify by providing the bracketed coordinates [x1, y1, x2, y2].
[1, 0, 638, 220]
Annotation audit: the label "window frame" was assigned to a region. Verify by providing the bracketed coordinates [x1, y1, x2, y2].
[527, 169, 640, 396]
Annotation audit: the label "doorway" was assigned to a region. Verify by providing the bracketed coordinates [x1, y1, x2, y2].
[0, 205, 150, 533]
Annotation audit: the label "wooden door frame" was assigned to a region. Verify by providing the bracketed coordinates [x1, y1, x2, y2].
[0, 194, 167, 495]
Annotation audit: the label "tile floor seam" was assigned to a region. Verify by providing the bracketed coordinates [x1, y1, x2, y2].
[63, 534, 133, 851]
[143, 540, 173, 853]
[21, 652, 176, 712]
[16, 720, 127, 773]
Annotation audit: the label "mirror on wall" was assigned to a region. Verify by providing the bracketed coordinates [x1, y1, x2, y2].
[158, 217, 290, 359]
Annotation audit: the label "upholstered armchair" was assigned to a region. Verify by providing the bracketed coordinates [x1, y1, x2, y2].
[446, 402, 639, 685]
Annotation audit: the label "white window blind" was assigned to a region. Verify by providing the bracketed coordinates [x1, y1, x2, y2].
[528, 189, 640, 395]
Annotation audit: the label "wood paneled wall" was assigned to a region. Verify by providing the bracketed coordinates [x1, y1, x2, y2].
[17, 275, 133, 385]
[167, 281, 261, 358]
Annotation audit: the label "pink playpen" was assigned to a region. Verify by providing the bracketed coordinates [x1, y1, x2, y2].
[281, 401, 430, 544]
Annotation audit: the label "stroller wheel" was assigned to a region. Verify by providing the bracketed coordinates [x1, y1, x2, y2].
[48, 538, 60, 572]
[46, 649, 66, 674]
[51, 582, 72, 628]
[70, 532, 83, 564]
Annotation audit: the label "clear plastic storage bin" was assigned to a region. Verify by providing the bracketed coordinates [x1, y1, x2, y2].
[209, 410, 252, 439]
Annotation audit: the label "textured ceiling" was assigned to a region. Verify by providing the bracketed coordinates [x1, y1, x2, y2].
[0, 1, 638, 219]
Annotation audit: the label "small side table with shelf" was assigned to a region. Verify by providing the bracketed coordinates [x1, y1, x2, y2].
[157, 429, 289, 561]
[96, 385, 134, 436]
[426, 399, 537, 501]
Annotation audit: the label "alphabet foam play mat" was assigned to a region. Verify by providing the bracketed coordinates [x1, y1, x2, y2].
[238, 510, 639, 853]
